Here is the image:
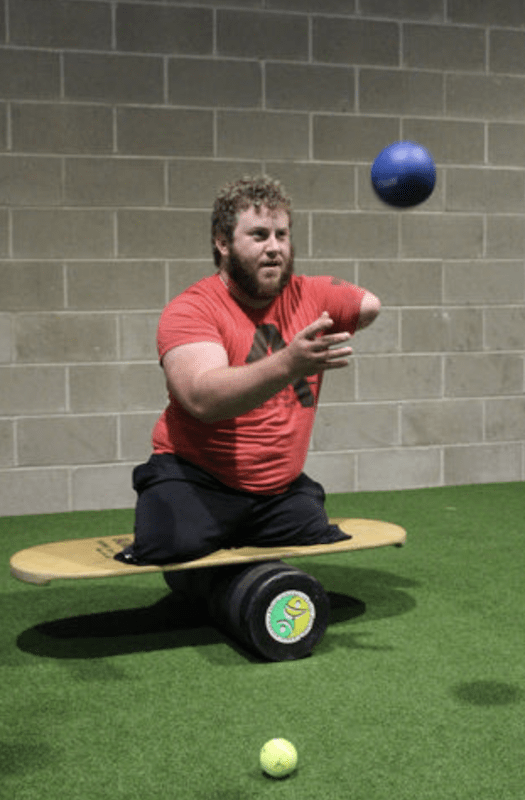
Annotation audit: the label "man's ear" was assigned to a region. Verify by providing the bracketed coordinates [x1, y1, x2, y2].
[214, 234, 229, 260]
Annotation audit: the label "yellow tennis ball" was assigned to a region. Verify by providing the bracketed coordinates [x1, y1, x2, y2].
[260, 738, 298, 779]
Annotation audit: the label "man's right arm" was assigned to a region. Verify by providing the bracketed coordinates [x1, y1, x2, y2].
[162, 312, 353, 424]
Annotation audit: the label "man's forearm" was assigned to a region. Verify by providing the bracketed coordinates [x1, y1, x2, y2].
[193, 348, 293, 423]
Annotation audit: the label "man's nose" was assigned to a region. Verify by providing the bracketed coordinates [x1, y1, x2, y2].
[265, 234, 279, 252]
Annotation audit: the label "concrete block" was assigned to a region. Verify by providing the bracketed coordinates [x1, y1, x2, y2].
[267, 0, 356, 12]
[11, 103, 113, 154]
[401, 215, 483, 260]
[312, 213, 398, 259]
[402, 308, 483, 353]
[65, 159, 165, 207]
[313, 18, 399, 67]
[120, 413, 159, 462]
[18, 416, 118, 466]
[12, 210, 114, 259]
[445, 354, 523, 397]
[0, 421, 14, 467]
[0, 468, 69, 515]
[360, 69, 444, 116]
[65, 53, 164, 104]
[205, 0, 261, 6]
[358, 261, 443, 307]
[10, 0, 111, 50]
[313, 115, 400, 162]
[490, 30, 525, 75]
[169, 58, 261, 108]
[0, 210, 7, 257]
[303, 451, 356, 494]
[0, 314, 11, 363]
[358, 354, 442, 400]
[265, 163, 355, 210]
[448, 0, 525, 27]
[0, 157, 61, 206]
[168, 160, 262, 209]
[0, 366, 66, 415]
[484, 307, 525, 351]
[15, 314, 117, 363]
[489, 123, 525, 166]
[447, 168, 525, 213]
[318, 361, 356, 403]
[69, 364, 165, 413]
[486, 216, 525, 258]
[72, 464, 135, 511]
[117, 4, 212, 55]
[357, 447, 441, 491]
[402, 400, 484, 446]
[217, 9, 307, 60]
[403, 119, 485, 165]
[168, 261, 213, 298]
[119, 313, 163, 361]
[118, 210, 209, 259]
[0, 262, 64, 311]
[69, 365, 121, 413]
[0, 104, 5, 150]
[217, 111, 309, 160]
[446, 75, 525, 122]
[485, 398, 525, 442]
[289, 211, 309, 257]
[311, 403, 398, 450]
[67, 262, 165, 310]
[296, 260, 356, 281]
[354, 308, 400, 355]
[360, 0, 444, 21]
[443, 260, 525, 306]
[266, 63, 354, 113]
[444, 443, 522, 485]
[0, 49, 60, 99]
[404, 24, 485, 72]
[118, 364, 166, 412]
[117, 108, 213, 156]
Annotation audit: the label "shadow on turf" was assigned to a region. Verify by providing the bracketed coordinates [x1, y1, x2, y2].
[451, 681, 524, 707]
[15, 565, 417, 663]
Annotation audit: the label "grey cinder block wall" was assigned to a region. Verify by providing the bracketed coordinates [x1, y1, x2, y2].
[1, 0, 525, 515]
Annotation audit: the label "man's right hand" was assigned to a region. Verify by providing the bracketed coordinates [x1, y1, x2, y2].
[284, 311, 353, 381]
[162, 312, 352, 423]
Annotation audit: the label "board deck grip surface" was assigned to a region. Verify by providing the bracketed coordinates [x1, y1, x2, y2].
[10, 518, 406, 586]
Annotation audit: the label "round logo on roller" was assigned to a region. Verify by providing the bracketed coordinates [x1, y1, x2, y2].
[265, 590, 315, 643]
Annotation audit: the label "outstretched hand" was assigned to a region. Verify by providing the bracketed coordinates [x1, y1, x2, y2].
[284, 311, 353, 380]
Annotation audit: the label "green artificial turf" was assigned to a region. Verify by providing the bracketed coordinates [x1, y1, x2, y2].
[1, 483, 524, 799]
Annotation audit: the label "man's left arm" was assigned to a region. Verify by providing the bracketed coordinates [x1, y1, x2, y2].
[356, 290, 381, 330]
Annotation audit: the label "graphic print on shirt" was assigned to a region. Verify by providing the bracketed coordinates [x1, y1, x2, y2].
[245, 323, 315, 408]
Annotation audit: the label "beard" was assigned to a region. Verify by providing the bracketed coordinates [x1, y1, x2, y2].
[226, 245, 295, 301]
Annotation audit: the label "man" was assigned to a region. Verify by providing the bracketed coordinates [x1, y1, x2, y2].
[122, 176, 380, 569]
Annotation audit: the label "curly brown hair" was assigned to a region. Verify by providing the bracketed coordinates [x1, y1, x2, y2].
[211, 175, 292, 266]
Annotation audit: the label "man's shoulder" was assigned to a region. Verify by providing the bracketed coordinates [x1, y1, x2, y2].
[172, 274, 221, 301]
[285, 273, 331, 296]
[290, 274, 361, 293]
[162, 274, 222, 312]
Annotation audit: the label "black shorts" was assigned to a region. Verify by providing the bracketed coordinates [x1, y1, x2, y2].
[127, 453, 350, 565]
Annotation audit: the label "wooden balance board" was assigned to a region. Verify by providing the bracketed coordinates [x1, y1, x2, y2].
[10, 518, 406, 586]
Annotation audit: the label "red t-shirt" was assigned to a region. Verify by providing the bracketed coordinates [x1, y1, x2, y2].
[152, 273, 365, 494]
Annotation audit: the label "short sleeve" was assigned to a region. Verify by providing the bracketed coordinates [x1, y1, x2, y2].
[157, 281, 225, 359]
[305, 276, 365, 334]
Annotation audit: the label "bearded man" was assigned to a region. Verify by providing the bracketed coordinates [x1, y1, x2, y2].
[123, 176, 380, 567]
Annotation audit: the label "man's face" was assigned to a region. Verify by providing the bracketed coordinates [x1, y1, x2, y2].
[220, 205, 294, 304]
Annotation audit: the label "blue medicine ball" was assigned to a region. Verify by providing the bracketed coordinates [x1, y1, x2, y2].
[371, 141, 436, 208]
